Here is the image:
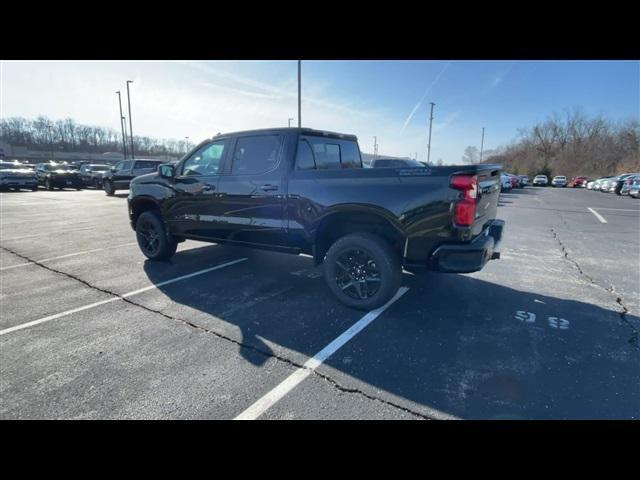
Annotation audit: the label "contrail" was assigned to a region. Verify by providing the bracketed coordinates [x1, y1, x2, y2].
[401, 62, 451, 132]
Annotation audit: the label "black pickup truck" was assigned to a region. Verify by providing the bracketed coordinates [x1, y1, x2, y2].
[127, 128, 504, 310]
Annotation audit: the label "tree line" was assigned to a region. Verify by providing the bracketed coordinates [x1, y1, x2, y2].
[0, 116, 195, 157]
[463, 109, 639, 179]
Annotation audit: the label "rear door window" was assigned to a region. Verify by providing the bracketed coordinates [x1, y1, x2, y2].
[300, 136, 362, 170]
[231, 135, 281, 175]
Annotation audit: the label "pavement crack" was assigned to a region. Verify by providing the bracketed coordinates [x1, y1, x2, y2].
[549, 228, 639, 348]
[1, 245, 433, 420]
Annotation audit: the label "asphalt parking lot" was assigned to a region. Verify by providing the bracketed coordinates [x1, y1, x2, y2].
[1, 186, 639, 419]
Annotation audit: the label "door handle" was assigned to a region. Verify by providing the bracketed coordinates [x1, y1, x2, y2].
[260, 184, 278, 191]
[203, 183, 216, 191]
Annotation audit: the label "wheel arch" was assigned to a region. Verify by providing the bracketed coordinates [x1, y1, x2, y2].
[311, 205, 405, 266]
[130, 196, 161, 227]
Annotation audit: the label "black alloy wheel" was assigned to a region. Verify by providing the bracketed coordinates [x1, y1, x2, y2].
[334, 249, 382, 301]
[324, 233, 401, 310]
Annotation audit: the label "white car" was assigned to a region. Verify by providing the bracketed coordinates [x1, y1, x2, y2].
[500, 174, 513, 191]
[552, 175, 567, 187]
[532, 175, 548, 186]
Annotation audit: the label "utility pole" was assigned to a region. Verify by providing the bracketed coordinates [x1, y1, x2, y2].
[479, 127, 485, 164]
[373, 136, 378, 160]
[427, 102, 435, 165]
[297, 61, 302, 128]
[116, 91, 127, 159]
[126, 80, 135, 160]
[288, 118, 293, 128]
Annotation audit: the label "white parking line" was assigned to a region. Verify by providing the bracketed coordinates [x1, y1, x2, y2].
[594, 208, 640, 212]
[234, 287, 409, 420]
[0, 257, 248, 337]
[0, 242, 138, 271]
[587, 207, 608, 223]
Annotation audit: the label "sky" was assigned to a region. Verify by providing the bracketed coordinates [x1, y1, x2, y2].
[1, 60, 638, 163]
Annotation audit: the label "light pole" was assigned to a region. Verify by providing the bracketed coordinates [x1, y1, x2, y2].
[297, 61, 302, 128]
[47, 123, 54, 161]
[126, 80, 135, 160]
[427, 102, 435, 165]
[122, 117, 129, 159]
[479, 127, 485, 164]
[288, 118, 294, 128]
[373, 136, 378, 160]
[116, 91, 127, 159]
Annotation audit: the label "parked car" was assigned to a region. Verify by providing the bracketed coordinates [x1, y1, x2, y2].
[569, 176, 588, 187]
[518, 175, 528, 187]
[500, 173, 513, 191]
[127, 127, 504, 310]
[0, 161, 38, 191]
[620, 174, 640, 196]
[79, 164, 112, 188]
[34, 163, 83, 190]
[600, 178, 618, 192]
[103, 159, 164, 196]
[607, 173, 639, 195]
[370, 158, 426, 168]
[532, 175, 548, 186]
[505, 173, 520, 189]
[628, 179, 640, 198]
[589, 176, 613, 191]
[551, 175, 567, 187]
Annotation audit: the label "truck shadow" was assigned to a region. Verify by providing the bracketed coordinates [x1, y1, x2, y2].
[142, 244, 640, 419]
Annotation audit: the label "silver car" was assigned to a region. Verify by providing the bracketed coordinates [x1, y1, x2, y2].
[532, 175, 548, 186]
[551, 175, 567, 187]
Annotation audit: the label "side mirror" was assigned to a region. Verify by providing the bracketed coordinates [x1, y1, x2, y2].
[111, 167, 117, 172]
[159, 164, 175, 178]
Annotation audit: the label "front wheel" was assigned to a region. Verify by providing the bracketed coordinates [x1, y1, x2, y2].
[324, 233, 401, 311]
[135, 210, 178, 261]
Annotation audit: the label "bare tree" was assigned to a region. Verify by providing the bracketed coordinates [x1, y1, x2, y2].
[462, 146, 479, 164]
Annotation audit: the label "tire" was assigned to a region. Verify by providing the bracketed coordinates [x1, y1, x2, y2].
[31, 186, 38, 191]
[323, 232, 401, 311]
[135, 210, 178, 261]
[104, 180, 115, 196]
[45, 178, 53, 190]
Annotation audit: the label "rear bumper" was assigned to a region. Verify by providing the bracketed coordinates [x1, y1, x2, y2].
[46, 177, 83, 187]
[429, 219, 505, 273]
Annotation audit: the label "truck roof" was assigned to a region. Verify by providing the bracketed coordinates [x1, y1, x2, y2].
[212, 127, 358, 142]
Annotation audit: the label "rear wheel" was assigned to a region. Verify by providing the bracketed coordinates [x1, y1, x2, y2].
[104, 180, 115, 196]
[135, 210, 178, 261]
[324, 233, 401, 311]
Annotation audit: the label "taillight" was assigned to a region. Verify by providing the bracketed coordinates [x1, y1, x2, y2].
[450, 174, 478, 226]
